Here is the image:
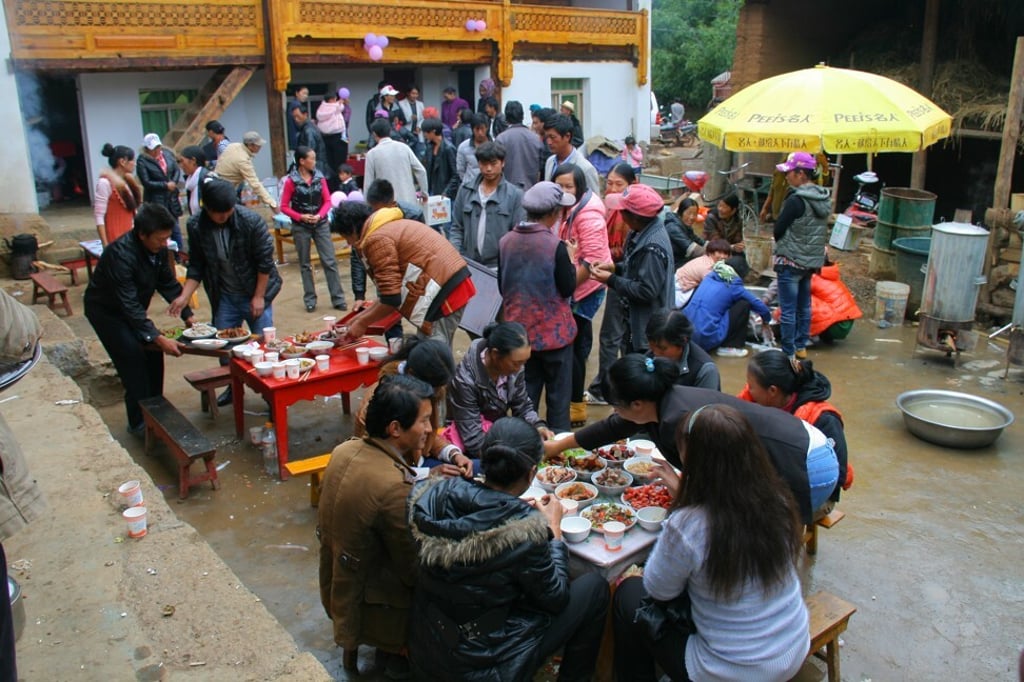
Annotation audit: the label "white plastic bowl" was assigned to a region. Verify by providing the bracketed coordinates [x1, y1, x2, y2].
[368, 347, 389, 362]
[304, 340, 334, 355]
[554, 481, 598, 509]
[560, 516, 592, 543]
[254, 361, 274, 377]
[623, 457, 657, 484]
[534, 466, 577, 492]
[629, 438, 656, 457]
[636, 506, 667, 532]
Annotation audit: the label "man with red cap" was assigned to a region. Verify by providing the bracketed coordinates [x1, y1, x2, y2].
[772, 151, 830, 361]
[589, 183, 673, 352]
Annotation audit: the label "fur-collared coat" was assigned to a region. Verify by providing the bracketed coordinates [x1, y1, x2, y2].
[407, 476, 569, 682]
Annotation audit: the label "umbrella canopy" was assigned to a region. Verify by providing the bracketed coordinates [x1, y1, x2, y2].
[698, 64, 953, 154]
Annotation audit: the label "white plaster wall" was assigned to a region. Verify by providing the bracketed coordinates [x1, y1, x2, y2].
[502, 60, 651, 143]
[0, 0, 41, 213]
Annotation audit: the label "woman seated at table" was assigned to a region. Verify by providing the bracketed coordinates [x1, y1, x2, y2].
[354, 337, 472, 477]
[739, 350, 853, 512]
[545, 354, 838, 525]
[613, 404, 809, 682]
[645, 309, 720, 391]
[408, 417, 610, 682]
[446, 322, 553, 459]
[685, 261, 773, 358]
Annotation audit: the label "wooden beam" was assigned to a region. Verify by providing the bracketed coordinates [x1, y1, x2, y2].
[263, 0, 287, 177]
[993, 36, 1024, 209]
[910, 0, 939, 189]
[11, 56, 263, 73]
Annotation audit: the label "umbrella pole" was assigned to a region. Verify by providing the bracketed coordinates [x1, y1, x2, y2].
[831, 154, 843, 215]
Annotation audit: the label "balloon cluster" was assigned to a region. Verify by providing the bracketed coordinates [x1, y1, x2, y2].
[331, 190, 366, 210]
[465, 19, 487, 32]
[363, 33, 389, 61]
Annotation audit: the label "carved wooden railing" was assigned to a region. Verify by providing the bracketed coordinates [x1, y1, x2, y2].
[4, 0, 646, 87]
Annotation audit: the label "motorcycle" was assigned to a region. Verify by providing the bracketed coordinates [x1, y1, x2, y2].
[658, 115, 698, 146]
[843, 171, 882, 227]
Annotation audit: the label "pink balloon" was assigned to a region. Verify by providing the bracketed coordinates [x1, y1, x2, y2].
[465, 19, 476, 31]
[476, 20, 486, 31]
[368, 45, 384, 61]
[330, 191, 346, 209]
[378, 36, 389, 48]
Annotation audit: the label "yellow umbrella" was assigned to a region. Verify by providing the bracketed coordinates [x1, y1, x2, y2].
[698, 64, 953, 154]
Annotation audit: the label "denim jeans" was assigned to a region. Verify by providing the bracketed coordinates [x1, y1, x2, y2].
[807, 439, 840, 513]
[214, 292, 274, 338]
[776, 265, 813, 355]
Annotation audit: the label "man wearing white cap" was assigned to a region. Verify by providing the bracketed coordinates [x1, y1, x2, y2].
[497, 181, 578, 432]
[213, 131, 278, 211]
[136, 133, 184, 251]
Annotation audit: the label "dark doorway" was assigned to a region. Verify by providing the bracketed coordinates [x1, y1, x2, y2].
[16, 73, 88, 207]
[457, 69, 476, 111]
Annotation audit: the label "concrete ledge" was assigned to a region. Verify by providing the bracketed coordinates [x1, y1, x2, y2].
[3, 357, 331, 680]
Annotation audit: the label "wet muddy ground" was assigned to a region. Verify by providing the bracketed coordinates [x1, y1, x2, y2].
[44, 208, 1024, 681]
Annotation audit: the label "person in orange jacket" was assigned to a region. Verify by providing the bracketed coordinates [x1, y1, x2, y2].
[766, 263, 862, 343]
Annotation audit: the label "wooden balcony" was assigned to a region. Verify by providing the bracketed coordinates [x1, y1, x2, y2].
[4, 0, 647, 85]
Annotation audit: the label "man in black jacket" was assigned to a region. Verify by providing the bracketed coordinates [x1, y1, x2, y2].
[170, 178, 282, 405]
[84, 203, 193, 434]
[421, 118, 459, 199]
[136, 133, 184, 253]
[291, 103, 332, 177]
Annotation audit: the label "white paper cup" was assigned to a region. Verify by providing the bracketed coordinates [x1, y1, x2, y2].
[242, 350, 256, 364]
[603, 521, 625, 551]
[272, 362, 286, 380]
[559, 499, 579, 516]
[355, 347, 370, 365]
[251, 350, 265, 364]
[249, 425, 265, 445]
[388, 337, 404, 354]
[285, 359, 301, 379]
[123, 507, 148, 538]
[117, 480, 143, 508]
[263, 327, 276, 342]
[322, 316, 337, 331]
[264, 351, 279, 364]
[315, 354, 330, 372]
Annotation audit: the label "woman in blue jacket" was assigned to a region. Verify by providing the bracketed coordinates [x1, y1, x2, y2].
[685, 261, 771, 358]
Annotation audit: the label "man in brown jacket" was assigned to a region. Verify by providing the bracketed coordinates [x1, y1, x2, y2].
[330, 187, 475, 344]
[317, 374, 433, 674]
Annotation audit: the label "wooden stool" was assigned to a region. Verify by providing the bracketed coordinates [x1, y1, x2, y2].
[30, 271, 73, 316]
[284, 453, 332, 507]
[804, 508, 845, 555]
[139, 396, 220, 499]
[805, 591, 857, 682]
[183, 366, 232, 418]
[59, 257, 87, 285]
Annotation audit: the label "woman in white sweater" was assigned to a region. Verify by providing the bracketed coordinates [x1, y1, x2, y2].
[613, 403, 809, 682]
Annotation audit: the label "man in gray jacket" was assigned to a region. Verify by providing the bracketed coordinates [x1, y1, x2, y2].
[364, 118, 428, 206]
[450, 142, 525, 270]
[495, 100, 545, 191]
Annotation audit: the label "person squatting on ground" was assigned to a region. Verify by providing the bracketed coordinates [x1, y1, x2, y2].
[445, 321, 554, 459]
[408, 416, 610, 682]
[317, 374, 433, 677]
[84, 203, 193, 434]
[552, 163, 611, 427]
[279, 145, 347, 313]
[612, 404, 810, 682]
[498, 181, 578, 433]
[771, 151, 831, 360]
[685, 261, 773, 358]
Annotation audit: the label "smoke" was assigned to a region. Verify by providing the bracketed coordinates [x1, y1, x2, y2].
[15, 72, 60, 186]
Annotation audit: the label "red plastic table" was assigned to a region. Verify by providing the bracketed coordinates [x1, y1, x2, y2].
[231, 340, 384, 479]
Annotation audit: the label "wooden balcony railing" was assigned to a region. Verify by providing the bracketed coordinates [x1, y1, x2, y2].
[4, 0, 647, 86]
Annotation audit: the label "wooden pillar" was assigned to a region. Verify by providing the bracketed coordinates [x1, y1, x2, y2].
[993, 36, 1024, 209]
[909, 0, 939, 189]
[262, 0, 287, 177]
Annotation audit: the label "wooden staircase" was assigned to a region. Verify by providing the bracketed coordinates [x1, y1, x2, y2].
[163, 66, 256, 152]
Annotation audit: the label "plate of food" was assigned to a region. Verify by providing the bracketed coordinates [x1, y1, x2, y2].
[279, 343, 307, 359]
[534, 466, 577, 492]
[623, 457, 657, 484]
[190, 338, 229, 350]
[181, 323, 217, 340]
[554, 481, 598, 509]
[216, 326, 252, 343]
[567, 452, 606, 482]
[594, 441, 634, 468]
[264, 338, 292, 352]
[161, 326, 184, 341]
[293, 330, 321, 345]
[621, 483, 673, 510]
[297, 358, 316, 372]
[581, 503, 636, 533]
[592, 467, 633, 496]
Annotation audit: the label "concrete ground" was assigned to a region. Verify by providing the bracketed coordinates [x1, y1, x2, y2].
[4, 201, 1023, 680]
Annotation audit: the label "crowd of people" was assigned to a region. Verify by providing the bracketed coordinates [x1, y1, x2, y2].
[82, 78, 864, 681]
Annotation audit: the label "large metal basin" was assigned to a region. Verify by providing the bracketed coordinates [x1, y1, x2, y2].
[896, 389, 1014, 449]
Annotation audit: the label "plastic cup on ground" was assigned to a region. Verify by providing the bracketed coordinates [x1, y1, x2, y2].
[285, 359, 301, 379]
[249, 426, 265, 445]
[603, 521, 625, 551]
[560, 499, 579, 516]
[123, 507, 148, 538]
[315, 354, 330, 372]
[263, 327, 276, 342]
[322, 316, 337, 331]
[272, 362, 286, 380]
[355, 347, 370, 365]
[117, 480, 143, 508]
[264, 351, 279, 364]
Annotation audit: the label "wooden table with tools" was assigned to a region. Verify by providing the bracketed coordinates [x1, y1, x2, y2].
[231, 339, 384, 479]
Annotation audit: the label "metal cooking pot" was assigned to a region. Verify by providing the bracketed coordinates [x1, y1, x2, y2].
[895, 389, 1014, 449]
[8, 574, 25, 641]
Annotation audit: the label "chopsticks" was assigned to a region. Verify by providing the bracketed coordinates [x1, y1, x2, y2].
[299, 368, 313, 382]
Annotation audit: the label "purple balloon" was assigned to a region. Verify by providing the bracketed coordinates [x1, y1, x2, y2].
[330, 191, 346, 209]
[337, 87, 350, 100]
[368, 44, 384, 61]
[365, 32, 377, 44]
[465, 19, 476, 31]
[347, 190, 365, 203]
[378, 35, 389, 48]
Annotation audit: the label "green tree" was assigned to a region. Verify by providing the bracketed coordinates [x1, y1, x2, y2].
[652, 0, 742, 114]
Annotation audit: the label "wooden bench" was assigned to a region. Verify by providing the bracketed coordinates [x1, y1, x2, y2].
[30, 271, 73, 316]
[284, 453, 331, 507]
[184, 366, 232, 419]
[59, 257, 88, 285]
[804, 508, 845, 556]
[805, 591, 857, 682]
[139, 396, 220, 499]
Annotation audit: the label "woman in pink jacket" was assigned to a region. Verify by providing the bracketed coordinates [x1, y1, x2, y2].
[553, 163, 612, 426]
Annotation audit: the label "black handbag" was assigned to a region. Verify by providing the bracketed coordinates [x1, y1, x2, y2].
[633, 591, 696, 641]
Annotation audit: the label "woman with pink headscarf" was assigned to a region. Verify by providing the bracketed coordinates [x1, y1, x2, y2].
[477, 78, 496, 114]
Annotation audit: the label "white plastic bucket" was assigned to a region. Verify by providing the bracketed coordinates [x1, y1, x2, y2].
[875, 281, 910, 326]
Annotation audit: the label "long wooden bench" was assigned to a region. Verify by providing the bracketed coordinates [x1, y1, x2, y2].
[804, 508, 845, 555]
[805, 591, 857, 682]
[285, 454, 332, 507]
[139, 396, 220, 499]
[30, 271, 73, 316]
[184, 366, 232, 419]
